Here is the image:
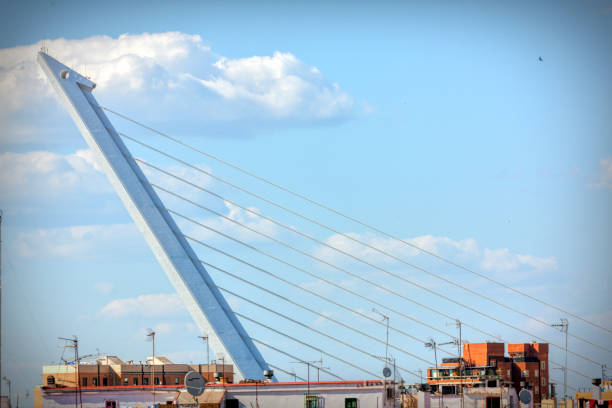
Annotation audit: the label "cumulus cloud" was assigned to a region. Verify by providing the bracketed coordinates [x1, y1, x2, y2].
[177, 200, 280, 244]
[140, 161, 214, 203]
[14, 223, 141, 260]
[191, 52, 353, 120]
[0, 149, 109, 199]
[99, 293, 186, 318]
[589, 156, 612, 190]
[314, 232, 479, 265]
[313, 232, 556, 278]
[480, 248, 557, 272]
[0, 32, 355, 147]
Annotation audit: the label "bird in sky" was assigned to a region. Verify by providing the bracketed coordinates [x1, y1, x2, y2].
[538, 56, 543, 62]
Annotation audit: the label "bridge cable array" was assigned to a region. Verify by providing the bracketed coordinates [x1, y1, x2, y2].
[100, 104, 611, 336]
[122, 133, 611, 357]
[100, 106, 608, 387]
[131, 151, 608, 367]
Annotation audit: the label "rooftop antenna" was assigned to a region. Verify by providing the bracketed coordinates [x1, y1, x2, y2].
[551, 318, 569, 399]
[372, 308, 390, 366]
[58, 336, 81, 408]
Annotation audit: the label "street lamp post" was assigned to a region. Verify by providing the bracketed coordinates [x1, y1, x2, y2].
[198, 335, 209, 381]
[425, 340, 441, 408]
[146, 329, 156, 405]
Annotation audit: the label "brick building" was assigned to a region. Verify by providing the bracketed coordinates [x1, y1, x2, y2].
[427, 342, 549, 405]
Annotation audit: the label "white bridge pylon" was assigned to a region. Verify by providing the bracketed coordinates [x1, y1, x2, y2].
[38, 52, 272, 381]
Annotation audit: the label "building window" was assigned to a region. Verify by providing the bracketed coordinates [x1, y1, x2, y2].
[535, 387, 539, 394]
[521, 370, 529, 378]
[154, 377, 160, 385]
[123, 378, 128, 385]
[542, 378, 546, 386]
[535, 370, 539, 377]
[174, 377, 179, 384]
[143, 377, 149, 385]
[345, 398, 358, 408]
[93, 378, 98, 386]
[133, 378, 138, 385]
[82, 378, 87, 387]
[103, 377, 108, 386]
[541, 361, 546, 370]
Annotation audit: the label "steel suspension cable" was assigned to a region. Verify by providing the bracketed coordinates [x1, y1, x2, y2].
[127, 143, 611, 355]
[138, 159, 604, 367]
[204, 260, 434, 366]
[178, 222, 592, 381]
[171, 211, 462, 342]
[198, 255, 456, 357]
[102, 105, 611, 335]
[125, 136, 611, 356]
[219, 285, 421, 379]
[260, 361, 307, 382]
[179, 214, 595, 381]
[235, 312, 382, 379]
[181, 217, 593, 381]
[251, 339, 341, 381]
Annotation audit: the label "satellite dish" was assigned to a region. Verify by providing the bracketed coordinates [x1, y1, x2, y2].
[519, 389, 532, 404]
[383, 366, 392, 378]
[185, 371, 206, 396]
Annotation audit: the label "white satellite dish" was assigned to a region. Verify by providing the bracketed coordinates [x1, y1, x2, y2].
[185, 371, 206, 396]
[383, 366, 392, 378]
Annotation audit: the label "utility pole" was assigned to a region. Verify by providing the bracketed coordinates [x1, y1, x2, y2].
[425, 339, 442, 408]
[146, 329, 155, 405]
[292, 360, 318, 404]
[552, 319, 568, 399]
[198, 335, 209, 382]
[446, 320, 464, 408]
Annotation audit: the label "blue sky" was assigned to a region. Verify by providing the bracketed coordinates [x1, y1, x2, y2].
[1, 0, 611, 405]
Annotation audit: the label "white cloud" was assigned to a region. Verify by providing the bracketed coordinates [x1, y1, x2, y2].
[314, 232, 479, 265]
[177, 200, 280, 244]
[480, 248, 557, 272]
[589, 156, 612, 190]
[0, 32, 355, 147]
[141, 161, 214, 203]
[99, 293, 185, 318]
[313, 232, 556, 279]
[14, 223, 141, 259]
[0, 149, 110, 200]
[191, 52, 353, 120]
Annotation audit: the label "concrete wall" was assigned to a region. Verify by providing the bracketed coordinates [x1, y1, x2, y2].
[418, 387, 525, 408]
